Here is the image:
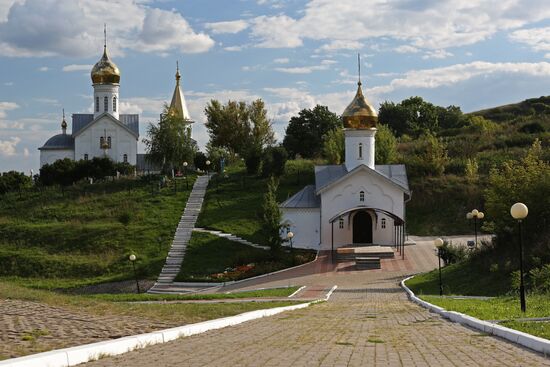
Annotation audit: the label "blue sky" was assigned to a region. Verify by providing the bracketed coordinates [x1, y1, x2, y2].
[1, 0, 550, 173]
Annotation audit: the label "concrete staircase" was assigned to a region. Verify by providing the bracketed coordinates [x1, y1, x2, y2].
[148, 175, 210, 293]
[355, 257, 381, 270]
[193, 228, 270, 250]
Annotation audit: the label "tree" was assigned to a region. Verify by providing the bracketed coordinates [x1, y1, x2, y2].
[143, 104, 196, 174]
[375, 124, 397, 164]
[261, 177, 283, 253]
[283, 105, 341, 158]
[0, 171, 32, 195]
[261, 146, 288, 178]
[322, 128, 345, 164]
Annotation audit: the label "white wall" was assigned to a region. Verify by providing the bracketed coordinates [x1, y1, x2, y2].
[319, 168, 404, 250]
[40, 149, 74, 167]
[93, 84, 120, 120]
[74, 116, 137, 165]
[280, 208, 320, 250]
[345, 128, 376, 171]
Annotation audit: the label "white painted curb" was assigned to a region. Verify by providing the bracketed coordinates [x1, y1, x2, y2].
[0, 300, 315, 367]
[401, 276, 550, 355]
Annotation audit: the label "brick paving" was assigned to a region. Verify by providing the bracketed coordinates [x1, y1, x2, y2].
[83, 239, 550, 366]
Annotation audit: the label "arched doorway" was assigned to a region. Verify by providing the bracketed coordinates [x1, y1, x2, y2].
[353, 211, 372, 244]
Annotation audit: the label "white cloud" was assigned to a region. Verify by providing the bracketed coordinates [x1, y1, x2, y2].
[510, 26, 550, 54]
[0, 136, 20, 156]
[0, 0, 214, 57]
[275, 59, 335, 74]
[394, 45, 420, 54]
[273, 57, 289, 64]
[422, 50, 453, 60]
[34, 98, 60, 106]
[205, 20, 249, 34]
[317, 40, 363, 52]
[23, 147, 29, 157]
[249, 0, 550, 50]
[62, 64, 93, 72]
[3, 81, 13, 86]
[38, 66, 49, 72]
[0, 101, 18, 118]
[224, 45, 245, 52]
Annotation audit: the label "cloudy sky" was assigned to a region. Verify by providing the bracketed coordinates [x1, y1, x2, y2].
[1, 0, 549, 172]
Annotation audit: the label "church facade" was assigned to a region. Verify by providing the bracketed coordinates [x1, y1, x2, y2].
[39, 41, 193, 169]
[280, 80, 410, 251]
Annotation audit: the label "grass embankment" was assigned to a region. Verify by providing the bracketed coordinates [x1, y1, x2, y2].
[175, 232, 315, 282]
[406, 261, 550, 340]
[0, 177, 196, 288]
[196, 159, 315, 245]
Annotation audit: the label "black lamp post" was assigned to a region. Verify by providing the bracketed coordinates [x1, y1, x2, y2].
[206, 160, 211, 177]
[467, 209, 485, 247]
[511, 202, 528, 313]
[434, 237, 444, 296]
[183, 161, 188, 190]
[129, 254, 140, 294]
[287, 231, 294, 266]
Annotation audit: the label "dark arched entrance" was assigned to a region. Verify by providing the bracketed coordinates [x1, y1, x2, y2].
[353, 211, 372, 244]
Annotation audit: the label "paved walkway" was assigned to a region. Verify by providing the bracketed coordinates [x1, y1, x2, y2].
[149, 175, 210, 293]
[83, 239, 550, 367]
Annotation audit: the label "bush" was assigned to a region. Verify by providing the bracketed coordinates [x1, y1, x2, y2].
[243, 146, 262, 175]
[529, 265, 550, 293]
[439, 240, 467, 265]
[0, 171, 32, 195]
[261, 146, 288, 177]
[194, 151, 207, 171]
[39, 157, 119, 186]
[520, 122, 545, 134]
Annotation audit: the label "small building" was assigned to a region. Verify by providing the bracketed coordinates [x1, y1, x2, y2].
[280, 79, 411, 251]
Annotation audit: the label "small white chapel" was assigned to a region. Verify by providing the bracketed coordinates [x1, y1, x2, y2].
[280, 78, 411, 251]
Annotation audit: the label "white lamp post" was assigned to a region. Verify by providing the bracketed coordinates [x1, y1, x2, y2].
[434, 237, 444, 296]
[206, 160, 211, 177]
[467, 209, 484, 246]
[128, 254, 140, 294]
[183, 161, 189, 190]
[511, 202, 528, 312]
[287, 231, 294, 265]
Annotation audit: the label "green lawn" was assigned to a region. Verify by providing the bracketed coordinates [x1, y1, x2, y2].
[196, 159, 315, 245]
[175, 232, 315, 282]
[0, 176, 196, 287]
[500, 321, 550, 340]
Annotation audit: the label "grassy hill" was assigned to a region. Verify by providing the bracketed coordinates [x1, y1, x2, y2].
[0, 177, 195, 288]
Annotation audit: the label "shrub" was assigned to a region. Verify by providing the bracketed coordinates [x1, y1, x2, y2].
[0, 171, 32, 195]
[194, 151, 207, 171]
[438, 240, 467, 265]
[529, 264, 550, 293]
[261, 146, 288, 178]
[519, 122, 545, 134]
[244, 146, 262, 175]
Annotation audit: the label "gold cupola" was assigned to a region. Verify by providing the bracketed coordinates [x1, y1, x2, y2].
[91, 26, 120, 84]
[342, 81, 377, 129]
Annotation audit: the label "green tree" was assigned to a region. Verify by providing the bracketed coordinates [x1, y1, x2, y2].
[261, 146, 288, 178]
[322, 128, 344, 164]
[375, 124, 397, 164]
[143, 104, 195, 173]
[0, 171, 32, 195]
[261, 177, 283, 253]
[484, 139, 550, 258]
[283, 105, 341, 158]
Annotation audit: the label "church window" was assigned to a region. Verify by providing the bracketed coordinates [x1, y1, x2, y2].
[95, 97, 99, 112]
[107, 136, 112, 148]
[381, 218, 386, 229]
[358, 143, 363, 159]
[113, 96, 117, 112]
[123, 154, 128, 163]
[359, 191, 365, 202]
[339, 217, 344, 229]
[84, 154, 88, 161]
[104, 96, 108, 112]
[100, 136, 105, 148]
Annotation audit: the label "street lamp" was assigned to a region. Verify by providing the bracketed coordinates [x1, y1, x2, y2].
[511, 202, 528, 313]
[206, 160, 211, 177]
[128, 254, 140, 294]
[434, 237, 444, 296]
[287, 231, 294, 265]
[183, 161, 189, 190]
[467, 209, 484, 247]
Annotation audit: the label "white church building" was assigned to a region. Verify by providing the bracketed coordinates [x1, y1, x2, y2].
[39, 40, 193, 169]
[280, 79, 411, 251]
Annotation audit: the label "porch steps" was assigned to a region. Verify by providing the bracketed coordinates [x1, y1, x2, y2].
[355, 257, 381, 270]
[336, 246, 395, 262]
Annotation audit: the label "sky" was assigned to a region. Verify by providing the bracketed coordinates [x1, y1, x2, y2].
[0, 0, 550, 173]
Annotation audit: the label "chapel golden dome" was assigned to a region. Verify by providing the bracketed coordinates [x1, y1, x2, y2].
[342, 81, 377, 129]
[91, 46, 120, 84]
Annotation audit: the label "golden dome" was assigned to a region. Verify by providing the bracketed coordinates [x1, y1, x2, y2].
[342, 82, 377, 129]
[91, 47, 120, 84]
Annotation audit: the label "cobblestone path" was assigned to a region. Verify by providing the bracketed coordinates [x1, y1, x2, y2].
[83, 240, 550, 367]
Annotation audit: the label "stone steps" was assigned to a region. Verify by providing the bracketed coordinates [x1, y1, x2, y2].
[355, 257, 381, 270]
[193, 228, 270, 250]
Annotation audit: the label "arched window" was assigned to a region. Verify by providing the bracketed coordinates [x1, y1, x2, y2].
[104, 96, 108, 112]
[95, 97, 99, 112]
[359, 191, 365, 202]
[123, 154, 128, 163]
[358, 143, 363, 159]
[381, 218, 386, 229]
[107, 136, 112, 148]
[99, 136, 105, 148]
[338, 217, 344, 229]
[113, 96, 117, 112]
[84, 154, 88, 161]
